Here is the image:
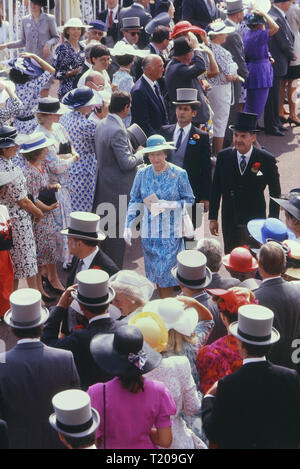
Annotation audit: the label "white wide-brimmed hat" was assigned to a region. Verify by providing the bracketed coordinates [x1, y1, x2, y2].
[61, 212, 106, 242]
[71, 269, 115, 307]
[207, 20, 236, 36]
[142, 298, 198, 337]
[229, 304, 280, 346]
[49, 390, 100, 438]
[110, 41, 150, 58]
[109, 270, 154, 304]
[171, 250, 212, 289]
[4, 289, 49, 329]
[63, 18, 92, 30]
[19, 132, 55, 154]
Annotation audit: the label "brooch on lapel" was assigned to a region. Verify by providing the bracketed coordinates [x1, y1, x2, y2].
[251, 162, 262, 174]
[188, 134, 200, 145]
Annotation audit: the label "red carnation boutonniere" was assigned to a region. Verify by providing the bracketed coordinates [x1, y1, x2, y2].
[91, 266, 102, 271]
[189, 134, 201, 145]
[251, 162, 262, 174]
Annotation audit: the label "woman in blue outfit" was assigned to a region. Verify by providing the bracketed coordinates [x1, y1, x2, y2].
[60, 87, 99, 213]
[125, 135, 195, 299]
[52, 18, 88, 100]
[243, 8, 279, 119]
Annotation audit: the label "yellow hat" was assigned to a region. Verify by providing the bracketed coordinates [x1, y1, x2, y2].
[129, 311, 168, 353]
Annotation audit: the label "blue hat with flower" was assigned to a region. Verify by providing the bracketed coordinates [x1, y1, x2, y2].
[135, 134, 176, 156]
[8, 57, 43, 78]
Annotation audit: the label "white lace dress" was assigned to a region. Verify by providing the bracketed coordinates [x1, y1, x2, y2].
[146, 355, 207, 449]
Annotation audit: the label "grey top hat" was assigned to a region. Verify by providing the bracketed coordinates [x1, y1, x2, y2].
[173, 88, 200, 106]
[61, 212, 106, 242]
[4, 289, 49, 329]
[225, 0, 245, 14]
[127, 124, 147, 151]
[71, 269, 115, 307]
[49, 390, 100, 438]
[229, 304, 280, 346]
[171, 250, 212, 289]
[121, 17, 142, 30]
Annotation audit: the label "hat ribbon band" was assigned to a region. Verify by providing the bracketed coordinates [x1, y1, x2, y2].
[287, 258, 300, 268]
[128, 349, 147, 370]
[0, 137, 17, 144]
[237, 328, 271, 343]
[177, 272, 207, 286]
[11, 316, 42, 327]
[21, 137, 47, 151]
[77, 292, 109, 305]
[56, 416, 94, 434]
[68, 228, 98, 239]
[38, 102, 60, 113]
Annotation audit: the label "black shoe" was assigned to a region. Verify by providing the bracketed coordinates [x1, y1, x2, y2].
[279, 115, 289, 124]
[278, 126, 289, 132]
[42, 276, 64, 295]
[42, 294, 57, 303]
[265, 129, 285, 136]
[288, 117, 300, 127]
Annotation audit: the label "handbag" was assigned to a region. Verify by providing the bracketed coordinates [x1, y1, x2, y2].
[58, 141, 72, 155]
[181, 204, 195, 238]
[37, 187, 57, 206]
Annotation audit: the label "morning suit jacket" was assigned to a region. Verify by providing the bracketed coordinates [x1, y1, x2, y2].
[66, 249, 119, 288]
[209, 146, 281, 253]
[222, 20, 249, 80]
[131, 76, 169, 136]
[41, 308, 118, 390]
[119, 3, 152, 48]
[0, 420, 8, 450]
[182, 0, 222, 29]
[202, 361, 300, 448]
[97, 7, 122, 47]
[254, 278, 300, 370]
[164, 51, 210, 125]
[0, 342, 80, 449]
[160, 124, 212, 202]
[268, 5, 295, 77]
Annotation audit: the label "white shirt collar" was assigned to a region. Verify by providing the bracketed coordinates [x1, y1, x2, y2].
[174, 122, 192, 139]
[143, 73, 156, 90]
[243, 357, 267, 365]
[17, 339, 40, 344]
[81, 247, 99, 270]
[262, 276, 282, 283]
[236, 146, 253, 159]
[89, 312, 111, 324]
[109, 5, 119, 15]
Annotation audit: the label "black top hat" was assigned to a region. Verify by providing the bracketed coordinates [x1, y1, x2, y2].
[90, 325, 162, 378]
[0, 125, 18, 148]
[229, 112, 259, 133]
[31, 0, 55, 9]
[173, 37, 193, 57]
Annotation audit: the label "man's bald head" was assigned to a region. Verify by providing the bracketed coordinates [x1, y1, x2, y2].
[85, 71, 105, 90]
[142, 54, 164, 81]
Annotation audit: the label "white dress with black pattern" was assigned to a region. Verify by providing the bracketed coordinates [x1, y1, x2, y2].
[0, 156, 38, 280]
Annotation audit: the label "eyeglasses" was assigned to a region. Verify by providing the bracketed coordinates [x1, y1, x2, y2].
[129, 31, 141, 37]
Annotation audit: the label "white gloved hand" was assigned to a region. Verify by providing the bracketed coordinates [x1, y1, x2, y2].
[158, 200, 180, 209]
[123, 226, 132, 246]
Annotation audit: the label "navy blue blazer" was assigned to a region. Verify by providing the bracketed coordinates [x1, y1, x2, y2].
[131, 76, 169, 136]
[160, 124, 212, 202]
[182, 0, 220, 28]
[268, 5, 295, 77]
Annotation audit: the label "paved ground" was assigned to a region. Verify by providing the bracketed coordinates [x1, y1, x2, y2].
[1, 100, 299, 351]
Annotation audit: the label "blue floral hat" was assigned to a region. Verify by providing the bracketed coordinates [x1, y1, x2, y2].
[8, 57, 43, 78]
[135, 134, 176, 157]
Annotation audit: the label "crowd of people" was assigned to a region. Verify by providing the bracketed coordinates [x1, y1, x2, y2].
[0, 0, 299, 450]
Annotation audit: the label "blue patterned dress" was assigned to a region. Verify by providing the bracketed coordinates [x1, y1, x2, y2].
[60, 110, 97, 213]
[53, 41, 85, 100]
[126, 163, 195, 287]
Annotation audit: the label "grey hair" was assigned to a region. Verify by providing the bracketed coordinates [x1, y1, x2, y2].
[141, 54, 160, 72]
[196, 238, 222, 272]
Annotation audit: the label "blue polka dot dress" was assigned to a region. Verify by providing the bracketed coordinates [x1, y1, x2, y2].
[60, 110, 97, 213]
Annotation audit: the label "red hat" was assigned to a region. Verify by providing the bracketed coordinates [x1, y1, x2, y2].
[207, 288, 255, 314]
[170, 21, 206, 40]
[222, 247, 258, 273]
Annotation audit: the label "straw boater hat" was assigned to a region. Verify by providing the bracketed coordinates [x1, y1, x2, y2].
[71, 269, 115, 308]
[173, 88, 200, 106]
[4, 289, 49, 329]
[49, 390, 100, 438]
[171, 250, 212, 289]
[19, 132, 55, 154]
[90, 325, 162, 377]
[229, 304, 280, 346]
[61, 212, 106, 242]
[135, 134, 176, 157]
[120, 17, 143, 31]
[141, 298, 199, 337]
[110, 41, 150, 58]
[247, 218, 295, 245]
[283, 239, 300, 280]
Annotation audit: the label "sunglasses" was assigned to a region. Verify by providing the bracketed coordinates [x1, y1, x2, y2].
[129, 31, 141, 37]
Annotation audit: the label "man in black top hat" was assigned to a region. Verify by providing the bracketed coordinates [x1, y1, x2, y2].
[209, 112, 281, 253]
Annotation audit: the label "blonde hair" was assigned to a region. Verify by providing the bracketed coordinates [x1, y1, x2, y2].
[166, 329, 196, 354]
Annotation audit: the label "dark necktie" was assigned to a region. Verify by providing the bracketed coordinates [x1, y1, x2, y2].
[240, 155, 247, 174]
[76, 259, 84, 277]
[154, 83, 168, 121]
[176, 128, 184, 151]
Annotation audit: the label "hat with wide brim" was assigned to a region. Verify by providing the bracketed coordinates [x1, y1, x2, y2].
[62, 87, 100, 109]
[229, 304, 280, 346]
[19, 133, 56, 153]
[170, 21, 206, 39]
[110, 41, 150, 58]
[129, 311, 169, 353]
[207, 20, 236, 36]
[63, 18, 92, 30]
[247, 218, 295, 244]
[135, 134, 176, 157]
[90, 325, 162, 377]
[37, 98, 69, 115]
[271, 193, 300, 222]
[8, 57, 44, 78]
[0, 125, 18, 148]
[145, 12, 171, 36]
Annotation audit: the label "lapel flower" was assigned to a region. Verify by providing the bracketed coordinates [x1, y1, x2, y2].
[251, 162, 262, 174]
[92, 266, 102, 271]
[189, 134, 200, 145]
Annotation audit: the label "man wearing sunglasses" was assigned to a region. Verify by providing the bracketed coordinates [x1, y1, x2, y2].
[120, 16, 144, 47]
[119, 1, 152, 48]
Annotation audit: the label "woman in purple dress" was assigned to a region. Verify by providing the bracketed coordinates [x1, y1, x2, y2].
[243, 8, 279, 119]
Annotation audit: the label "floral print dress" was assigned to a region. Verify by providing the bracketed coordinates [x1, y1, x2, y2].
[60, 110, 97, 212]
[0, 156, 37, 279]
[52, 41, 85, 100]
[23, 161, 58, 267]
